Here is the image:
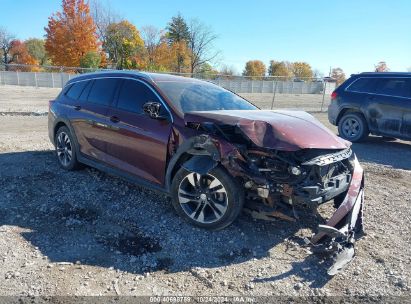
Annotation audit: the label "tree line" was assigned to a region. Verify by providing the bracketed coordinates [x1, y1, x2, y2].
[0, 0, 391, 83]
[0, 0, 220, 76]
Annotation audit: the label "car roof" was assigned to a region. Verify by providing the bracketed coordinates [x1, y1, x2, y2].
[352, 72, 411, 78]
[66, 70, 204, 85]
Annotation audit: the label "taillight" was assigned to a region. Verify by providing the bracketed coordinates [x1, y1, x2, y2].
[331, 91, 338, 101]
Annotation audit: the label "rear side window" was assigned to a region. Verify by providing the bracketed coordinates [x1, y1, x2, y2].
[78, 80, 92, 102]
[116, 79, 159, 114]
[346, 78, 377, 93]
[65, 81, 88, 100]
[87, 78, 119, 106]
[375, 78, 411, 98]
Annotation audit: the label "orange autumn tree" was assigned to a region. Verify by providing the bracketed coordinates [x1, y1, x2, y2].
[45, 0, 99, 67]
[9, 40, 39, 71]
[140, 38, 190, 72]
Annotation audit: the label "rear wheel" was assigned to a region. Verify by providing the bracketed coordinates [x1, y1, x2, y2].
[338, 112, 369, 142]
[55, 126, 80, 170]
[171, 166, 244, 230]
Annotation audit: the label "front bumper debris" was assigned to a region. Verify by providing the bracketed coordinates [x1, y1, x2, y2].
[245, 155, 364, 275]
[309, 155, 364, 275]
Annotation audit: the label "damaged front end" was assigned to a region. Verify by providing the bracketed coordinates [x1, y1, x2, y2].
[181, 110, 365, 275]
[228, 143, 364, 276]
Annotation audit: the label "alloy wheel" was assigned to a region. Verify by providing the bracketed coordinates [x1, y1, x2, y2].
[56, 132, 73, 167]
[342, 117, 362, 139]
[178, 172, 228, 224]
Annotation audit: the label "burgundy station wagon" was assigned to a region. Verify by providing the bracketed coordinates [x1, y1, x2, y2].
[48, 71, 365, 275]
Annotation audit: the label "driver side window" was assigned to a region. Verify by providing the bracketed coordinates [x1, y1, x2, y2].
[116, 79, 159, 114]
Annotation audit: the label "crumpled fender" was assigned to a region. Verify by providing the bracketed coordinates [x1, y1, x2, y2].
[165, 134, 243, 191]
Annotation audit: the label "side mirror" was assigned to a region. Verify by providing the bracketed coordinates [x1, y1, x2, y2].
[143, 102, 168, 120]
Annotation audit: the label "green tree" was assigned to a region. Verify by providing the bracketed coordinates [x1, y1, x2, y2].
[243, 60, 266, 79]
[291, 62, 313, 79]
[104, 20, 144, 69]
[166, 13, 190, 72]
[80, 51, 101, 70]
[166, 13, 190, 44]
[196, 62, 219, 79]
[268, 60, 292, 78]
[25, 38, 48, 65]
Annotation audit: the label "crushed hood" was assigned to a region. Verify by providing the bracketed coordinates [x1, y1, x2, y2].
[184, 110, 350, 151]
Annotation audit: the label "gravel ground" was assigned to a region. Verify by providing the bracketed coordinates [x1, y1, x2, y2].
[0, 86, 60, 114]
[0, 86, 410, 299]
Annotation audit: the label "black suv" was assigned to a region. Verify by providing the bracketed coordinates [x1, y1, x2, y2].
[328, 72, 411, 142]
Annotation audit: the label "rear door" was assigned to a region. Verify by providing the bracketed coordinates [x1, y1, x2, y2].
[70, 78, 120, 161]
[344, 77, 378, 127]
[104, 78, 172, 185]
[371, 78, 411, 137]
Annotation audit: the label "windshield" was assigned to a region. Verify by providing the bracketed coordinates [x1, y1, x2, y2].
[155, 80, 258, 114]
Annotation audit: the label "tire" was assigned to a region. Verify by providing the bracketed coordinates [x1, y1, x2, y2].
[171, 166, 244, 230]
[338, 112, 369, 142]
[55, 126, 81, 170]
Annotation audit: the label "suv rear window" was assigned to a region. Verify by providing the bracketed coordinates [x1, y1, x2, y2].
[87, 78, 119, 106]
[346, 78, 377, 93]
[375, 78, 411, 98]
[66, 81, 88, 100]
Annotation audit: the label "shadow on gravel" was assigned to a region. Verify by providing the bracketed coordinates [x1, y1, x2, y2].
[351, 136, 411, 170]
[0, 150, 333, 287]
[252, 257, 331, 288]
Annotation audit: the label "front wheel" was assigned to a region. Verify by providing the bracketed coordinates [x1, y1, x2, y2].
[338, 112, 369, 142]
[171, 166, 244, 230]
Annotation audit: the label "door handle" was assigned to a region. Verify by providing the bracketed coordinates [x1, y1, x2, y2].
[74, 105, 81, 111]
[110, 116, 120, 123]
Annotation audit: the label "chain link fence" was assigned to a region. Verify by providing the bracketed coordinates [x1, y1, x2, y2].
[0, 63, 336, 112]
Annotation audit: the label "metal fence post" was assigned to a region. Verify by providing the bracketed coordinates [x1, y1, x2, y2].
[321, 81, 327, 112]
[51, 73, 55, 88]
[16, 71, 20, 86]
[270, 81, 277, 110]
[34, 72, 38, 88]
[60, 68, 64, 88]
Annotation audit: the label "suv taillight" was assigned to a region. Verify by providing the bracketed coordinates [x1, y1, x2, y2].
[331, 91, 338, 101]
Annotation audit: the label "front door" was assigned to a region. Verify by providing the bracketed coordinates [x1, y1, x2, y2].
[104, 79, 172, 186]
